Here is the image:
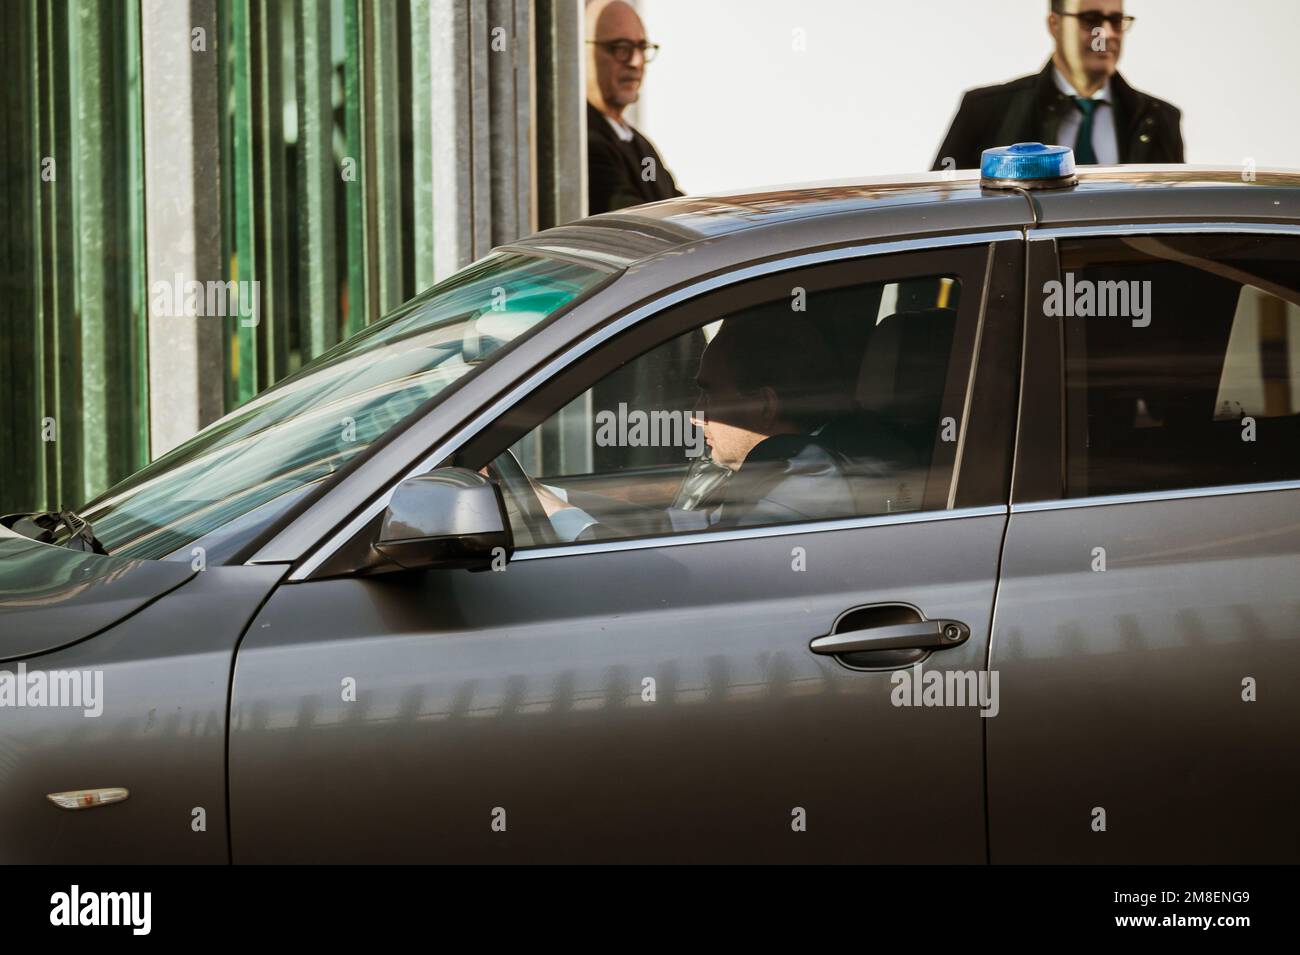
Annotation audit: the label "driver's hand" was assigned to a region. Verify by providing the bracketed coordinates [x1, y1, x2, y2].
[481, 464, 574, 519]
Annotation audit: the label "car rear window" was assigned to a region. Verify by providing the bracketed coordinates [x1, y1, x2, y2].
[1059, 233, 1300, 498]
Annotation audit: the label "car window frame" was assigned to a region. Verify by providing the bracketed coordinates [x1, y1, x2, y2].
[460, 247, 989, 542]
[1010, 222, 1300, 511]
[289, 231, 1024, 581]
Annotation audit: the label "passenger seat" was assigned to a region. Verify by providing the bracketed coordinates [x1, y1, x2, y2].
[855, 307, 958, 465]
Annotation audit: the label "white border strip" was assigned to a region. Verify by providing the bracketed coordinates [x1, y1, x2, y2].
[511, 504, 1009, 562]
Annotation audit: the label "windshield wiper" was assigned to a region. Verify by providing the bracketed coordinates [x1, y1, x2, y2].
[0, 509, 109, 555]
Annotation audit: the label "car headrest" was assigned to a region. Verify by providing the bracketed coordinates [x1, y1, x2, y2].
[856, 307, 957, 424]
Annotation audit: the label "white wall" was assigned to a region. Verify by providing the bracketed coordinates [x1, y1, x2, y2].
[633, 0, 1300, 193]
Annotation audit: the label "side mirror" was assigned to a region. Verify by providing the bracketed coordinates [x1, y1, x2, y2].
[373, 468, 513, 572]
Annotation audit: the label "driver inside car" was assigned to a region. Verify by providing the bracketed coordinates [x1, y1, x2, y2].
[519, 311, 903, 542]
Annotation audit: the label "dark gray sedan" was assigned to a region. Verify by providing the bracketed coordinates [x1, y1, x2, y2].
[3, 154, 1299, 863]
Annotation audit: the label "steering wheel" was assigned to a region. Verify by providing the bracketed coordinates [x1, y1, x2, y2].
[671, 455, 735, 512]
[486, 448, 555, 545]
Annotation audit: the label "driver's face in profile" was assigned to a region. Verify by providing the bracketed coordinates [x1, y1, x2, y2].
[691, 334, 786, 471]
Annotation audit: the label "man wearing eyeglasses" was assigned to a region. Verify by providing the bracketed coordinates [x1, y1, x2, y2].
[585, 0, 682, 214]
[932, 0, 1183, 171]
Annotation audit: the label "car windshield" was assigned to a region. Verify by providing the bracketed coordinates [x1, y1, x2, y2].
[76, 252, 609, 560]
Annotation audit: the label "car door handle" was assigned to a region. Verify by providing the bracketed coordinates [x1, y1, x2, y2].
[809, 619, 969, 655]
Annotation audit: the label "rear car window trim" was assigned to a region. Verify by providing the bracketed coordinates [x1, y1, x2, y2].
[1011, 478, 1300, 512]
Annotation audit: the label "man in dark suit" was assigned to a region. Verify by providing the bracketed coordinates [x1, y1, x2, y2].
[933, 0, 1183, 171]
[585, 0, 682, 214]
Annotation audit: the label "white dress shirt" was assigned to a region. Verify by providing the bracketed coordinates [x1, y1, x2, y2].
[1052, 66, 1118, 165]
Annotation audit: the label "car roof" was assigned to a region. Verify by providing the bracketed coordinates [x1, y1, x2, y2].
[507, 165, 1300, 272]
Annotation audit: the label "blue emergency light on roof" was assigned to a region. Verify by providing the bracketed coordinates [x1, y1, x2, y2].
[980, 143, 1077, 190]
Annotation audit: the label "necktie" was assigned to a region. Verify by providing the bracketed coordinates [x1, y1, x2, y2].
[1073, 97, 1099, 165]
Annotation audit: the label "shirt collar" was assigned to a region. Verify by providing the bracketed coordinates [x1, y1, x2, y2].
[604, 114, 635, 143]
[1053, 65, 1111, 103]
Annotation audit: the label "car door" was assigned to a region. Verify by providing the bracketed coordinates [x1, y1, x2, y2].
[229, 237, 1023, 862]
[990, 228, 1300, 862]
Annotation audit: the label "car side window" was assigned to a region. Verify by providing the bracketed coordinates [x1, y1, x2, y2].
[460, 248, 991, 548]
[1059, 234, 1300, 498]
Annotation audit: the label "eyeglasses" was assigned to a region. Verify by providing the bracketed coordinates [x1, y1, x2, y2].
[587, 39, 660, 64]
[692, 388, 713, 423]
[1060, 11, 1136, 32]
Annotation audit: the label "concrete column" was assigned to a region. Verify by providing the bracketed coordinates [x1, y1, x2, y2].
[140, 0, 225, 459]
[488, 0, 537, 246]
[429, 0, 478, 281]
[415, 0, 535, 285]
[536, 0, 587, 228]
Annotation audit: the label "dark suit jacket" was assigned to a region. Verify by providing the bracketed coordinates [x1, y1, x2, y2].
[714, 421, 918, 528]
[932, 62, 1184, 171]
[587, 103, 683, 214]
